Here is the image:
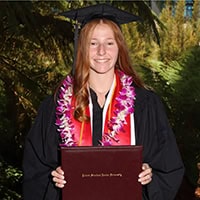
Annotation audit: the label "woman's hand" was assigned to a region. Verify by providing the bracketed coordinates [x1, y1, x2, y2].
[138, 163, 152, 185]
[51, 166, 66, 188]
[52, 163, 152, 188]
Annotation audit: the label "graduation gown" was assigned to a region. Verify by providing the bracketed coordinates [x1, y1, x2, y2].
[22, 86, 184, 200]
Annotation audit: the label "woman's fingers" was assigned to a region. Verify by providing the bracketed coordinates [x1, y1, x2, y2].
[138, 163, 152, 185]
[56, 166, 64, 175]
[51, 166, 66, 188]
[52, 163, 153, 188]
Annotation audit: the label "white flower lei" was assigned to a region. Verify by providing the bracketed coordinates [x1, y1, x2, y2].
[56, 70, 136, 146]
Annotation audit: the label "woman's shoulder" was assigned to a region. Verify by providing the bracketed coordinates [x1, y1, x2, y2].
[134, 85, 165, 112]
[39, 95, 55, 106]
[135, 86, 160, 102]
[36, 95, 56, 115]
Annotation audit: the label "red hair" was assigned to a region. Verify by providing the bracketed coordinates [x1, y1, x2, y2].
[73, 18, 144, 122]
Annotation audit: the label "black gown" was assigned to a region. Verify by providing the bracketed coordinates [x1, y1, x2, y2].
[22, 86, 184, 200]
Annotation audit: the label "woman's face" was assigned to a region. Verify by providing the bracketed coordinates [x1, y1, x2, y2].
[89, 23, 119, 74]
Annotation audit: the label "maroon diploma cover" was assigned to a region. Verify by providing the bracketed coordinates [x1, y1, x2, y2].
[61, 145, 143, 200]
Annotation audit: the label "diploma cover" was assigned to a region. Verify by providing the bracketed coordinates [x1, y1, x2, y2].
[61, 145, 143, 200]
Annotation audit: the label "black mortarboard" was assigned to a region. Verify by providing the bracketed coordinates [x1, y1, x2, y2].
[60, 3, 141, 73]
[61, 3, 141, 27]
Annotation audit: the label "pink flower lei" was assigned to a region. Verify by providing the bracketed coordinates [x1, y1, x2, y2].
[56, 70, 136, 146]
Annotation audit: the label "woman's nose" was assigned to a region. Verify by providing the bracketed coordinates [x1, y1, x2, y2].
[97, 44, 106, 55]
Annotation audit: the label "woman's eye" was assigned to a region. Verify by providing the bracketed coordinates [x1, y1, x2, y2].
[107, 42, 114, 45]
[90, 41, 97, 46]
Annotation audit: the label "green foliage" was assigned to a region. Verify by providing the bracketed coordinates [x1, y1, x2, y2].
[142, 49, 200, 187]
[0, 0, 200, 198]
[0, 161, 22, 200]
[172, 49, 200, 185]
[0, 1, 74, 198]
[140, 1, 200, 187]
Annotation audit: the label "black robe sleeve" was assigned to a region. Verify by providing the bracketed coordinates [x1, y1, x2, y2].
[22, 96, 61, 200]
[134, 87, 184, 200]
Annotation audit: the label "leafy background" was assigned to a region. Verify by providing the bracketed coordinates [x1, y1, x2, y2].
[0, 0, 199, 199]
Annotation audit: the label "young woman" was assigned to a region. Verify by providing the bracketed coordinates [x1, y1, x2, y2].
[23, 5, 184, 200]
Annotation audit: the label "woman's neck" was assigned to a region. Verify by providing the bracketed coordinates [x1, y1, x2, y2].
[89, 71, 115, 107]
[89, 71, 114, 94]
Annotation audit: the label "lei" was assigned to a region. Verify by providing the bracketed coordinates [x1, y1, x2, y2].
[56, 70, 136, 146]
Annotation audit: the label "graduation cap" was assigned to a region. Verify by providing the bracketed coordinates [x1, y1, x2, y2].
[60, 3, 141, 72]
[61, 3, 141, 27]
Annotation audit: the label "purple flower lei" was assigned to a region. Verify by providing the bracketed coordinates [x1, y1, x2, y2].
[56, 70, 136, 146]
